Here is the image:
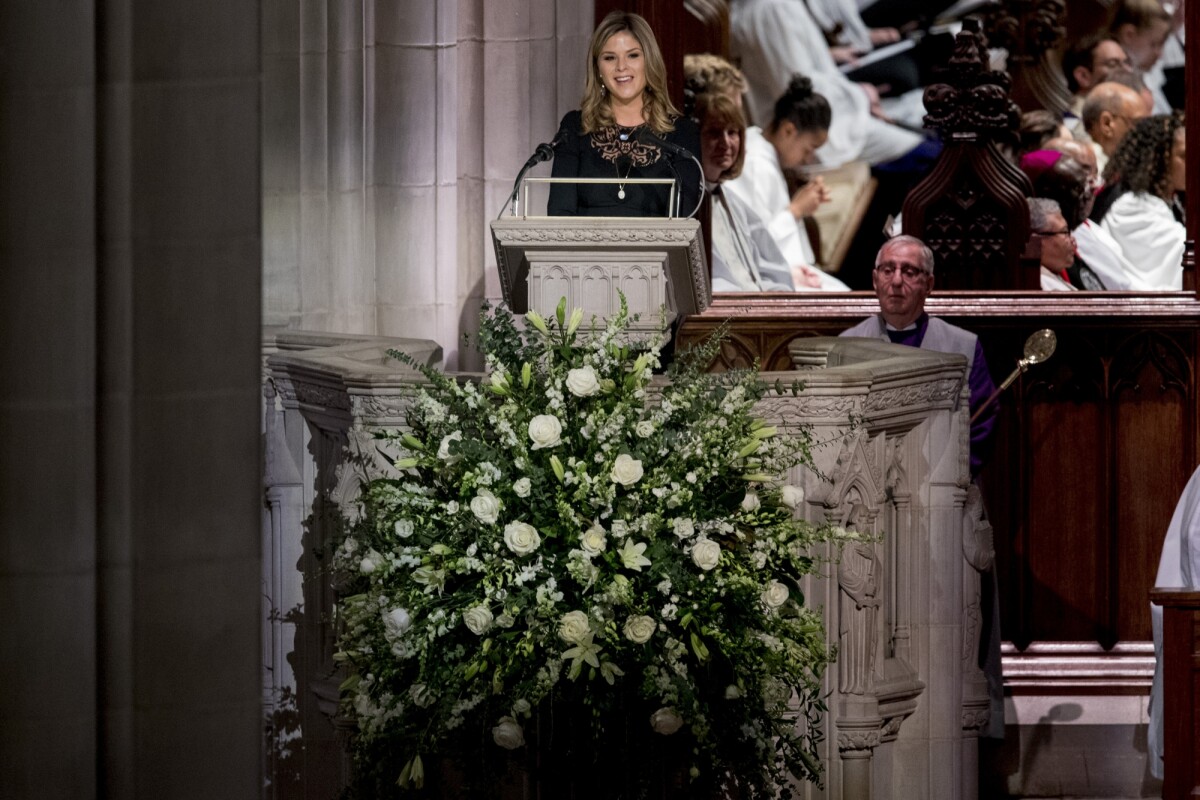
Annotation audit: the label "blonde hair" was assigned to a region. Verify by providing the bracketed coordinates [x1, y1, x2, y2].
[581, 11, 679, 136]
[695, 92, 747, 182]
[683, 53, 747, 108]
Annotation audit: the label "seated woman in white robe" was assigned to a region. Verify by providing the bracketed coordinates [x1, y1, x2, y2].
[1028, 198, 1078, 291]
[730, 0, 923, 168]
[695, 92, 796, 292]
[725, 75, 850, 291]
[1020, 148, 1151, 290]
[1090, 111, 1186, 290]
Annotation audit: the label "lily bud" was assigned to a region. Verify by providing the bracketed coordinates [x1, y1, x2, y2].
[525, 310, 549, 335]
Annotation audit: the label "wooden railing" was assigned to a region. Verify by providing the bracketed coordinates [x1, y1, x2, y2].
[1149, 588, 1200, 799]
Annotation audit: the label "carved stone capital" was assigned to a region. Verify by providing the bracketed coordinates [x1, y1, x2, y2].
[837, 728, 883, 754]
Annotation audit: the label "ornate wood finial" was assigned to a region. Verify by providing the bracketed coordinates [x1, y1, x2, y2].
[902, 18, 1036, 290]
[982, 0, 1072, 115]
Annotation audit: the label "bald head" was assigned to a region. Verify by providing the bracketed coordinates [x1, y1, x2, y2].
[1082, 82, 1149, 155]
[1044, 136, 1098, 179]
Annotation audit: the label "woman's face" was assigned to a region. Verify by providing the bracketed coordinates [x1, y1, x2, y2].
[1169, 127, 1187, 194]
[701, 118, 741, 183]
[774, 123, 828, 170]
[597, 31, 647, 107]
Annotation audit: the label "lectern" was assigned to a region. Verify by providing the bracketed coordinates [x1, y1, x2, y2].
[489, 217, 709, 337]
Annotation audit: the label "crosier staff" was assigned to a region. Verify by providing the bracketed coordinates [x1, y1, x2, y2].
[970, 329, 1057, 425]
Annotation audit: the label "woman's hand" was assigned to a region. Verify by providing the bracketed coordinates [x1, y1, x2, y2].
[869, 27, 901, 46]
[830, 45, 862, 65]
[789, 176, 831, 220]
[791, 263, 825, 289]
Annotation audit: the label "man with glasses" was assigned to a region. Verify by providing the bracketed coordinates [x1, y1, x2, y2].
[1081, 81, 1151, 173]
[1062, 34, 1134, 132]
[841, 234, 1004, 738]
[841, 235, 998, 479]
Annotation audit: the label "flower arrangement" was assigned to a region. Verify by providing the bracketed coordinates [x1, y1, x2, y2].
[333, 299, 840, 798]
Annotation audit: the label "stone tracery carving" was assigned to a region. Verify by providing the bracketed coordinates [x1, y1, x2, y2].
[838, 502, 882, 696]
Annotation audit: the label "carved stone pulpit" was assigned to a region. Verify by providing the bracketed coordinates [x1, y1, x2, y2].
[490, 217, 709, 337]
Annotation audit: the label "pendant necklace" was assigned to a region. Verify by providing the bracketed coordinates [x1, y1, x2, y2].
[616, 159, 632, 200]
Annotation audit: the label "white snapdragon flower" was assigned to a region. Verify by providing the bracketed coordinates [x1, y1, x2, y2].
[558, 610, 591, 643]
[470, 488, 502, 524]
[611, 519, 629, 539]
[780, 484, 806, 509]
[492, 716, 525, 749]
[672, 518, 695, 539]
[580, 522, 607, 555]
[513, 477, 531, 498]
[504, 521, 541, 555]
[528, 415, 562, 449]
[463, 605, 494, 635]
[623, 615, 656, 644]
[741, 491, 761, 512]
[565, 365, 601, 397]
[610, 453, 644, 486]
[761, 580, 790, 609]
[691, 539, 721, 571]
[650, 707, 684, 735]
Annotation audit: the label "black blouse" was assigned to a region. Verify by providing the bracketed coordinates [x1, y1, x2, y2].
[547, 110, 702, 218]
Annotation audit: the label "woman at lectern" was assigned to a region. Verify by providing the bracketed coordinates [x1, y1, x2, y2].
[547, 12, 702, 218]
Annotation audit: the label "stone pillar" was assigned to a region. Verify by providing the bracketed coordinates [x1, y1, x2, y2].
[1, 1, 263, 797]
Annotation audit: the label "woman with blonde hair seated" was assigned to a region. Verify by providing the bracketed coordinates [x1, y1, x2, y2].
[695, 92, 795, 292]
[548, 11, 701, 218]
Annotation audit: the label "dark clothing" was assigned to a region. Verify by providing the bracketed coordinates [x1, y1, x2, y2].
[547, 110, 702, 218]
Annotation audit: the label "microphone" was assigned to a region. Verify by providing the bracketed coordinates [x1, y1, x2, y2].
[634, 128, 696, 162]
[633, 129, 705, 219]
[522, 124, 570, 169]
[499, 123, 571, 219]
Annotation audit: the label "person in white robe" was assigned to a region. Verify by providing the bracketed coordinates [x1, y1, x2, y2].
[1149, 463, 1200, 779]
[725, 75, 851, 291]
[1093, 112, 1186, 290]
[730, 0, 922, 167]
[696, 92, 796, 293]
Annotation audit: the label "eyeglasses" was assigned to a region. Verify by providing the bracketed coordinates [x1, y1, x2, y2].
[874, 263, 928, 280]
[1035, 228, 1073, 238]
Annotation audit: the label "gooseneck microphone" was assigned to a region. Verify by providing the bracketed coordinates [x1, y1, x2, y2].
[499, 123, 571, 219]
[634, 129, 705, 219]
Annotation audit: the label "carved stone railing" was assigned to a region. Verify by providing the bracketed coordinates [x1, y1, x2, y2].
[262, 331, 982, 800]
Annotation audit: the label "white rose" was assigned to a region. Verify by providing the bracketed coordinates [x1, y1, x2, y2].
[580, 523, 607, 555]
[492, 716, 525, 750]
[565, 366, 601, 397]
[650, 707, 684, 735]
[470, 489, 502, 524]
[495, 611, 516, 628]
[359, 549, 384, 574]
[611, 519, 629, 539]
[761, 580, 790, 609]
[691, 539, 721, 572]
[558, 610, 591, 643]
[610, 453, 644, 486]
[513, 477, 531, 498]
[463, 605, 493, 635]
[635, 420, 655, 438]
[512, 698, 531, 717]
[623, 614, 656, 644]
[780, 484, 806, 510]
[437, 431, 462, 460]
[528, 415, 562, 449]
[672, 518, 695, 539]
[725, 684, 742, 699]
[741, 491, 761, 512]
[504, 521, 541, 555]
[382, 607, 411, 640]
[393, 519, 414, 538]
